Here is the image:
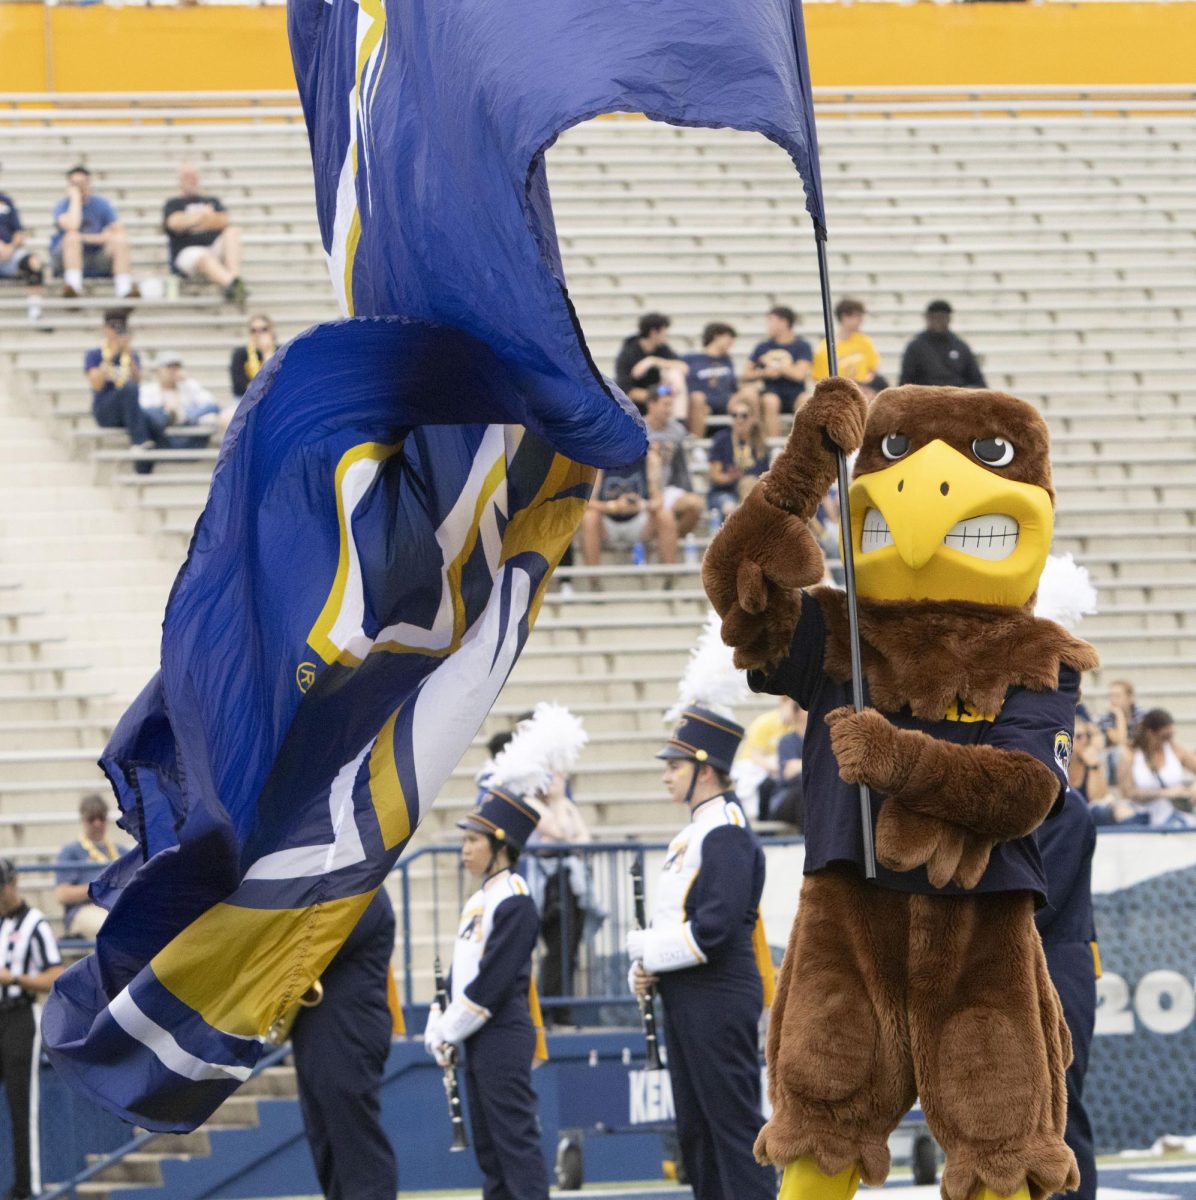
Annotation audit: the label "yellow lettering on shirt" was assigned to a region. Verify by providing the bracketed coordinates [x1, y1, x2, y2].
[942, 698, 999, 724]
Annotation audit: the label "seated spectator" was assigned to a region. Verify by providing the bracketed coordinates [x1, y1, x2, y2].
[54, 794, 122, 939]
[899, 300, 987, 389]
[86, 310, 161, 474]
[51, 166, 138, 299]
[580, 390, 702, 568]
[812, 297, 887, 395]
[1068, 715, 1109, 804]
[683, 321, 737, 439]
[613, 312, 688, 414]
[163, 164, 247, 304]
[138, 351, 222, 446]
[1097, 678, 1144, 750]
[1115, 708, 1196, 827]
[644, 385, 704, 541]
[743, 305, 813, 440]
[707, 390, 769, 520]
[230, 313, 278, 399]
[734, 697, 802, 821]
[0, 186, 45, 321]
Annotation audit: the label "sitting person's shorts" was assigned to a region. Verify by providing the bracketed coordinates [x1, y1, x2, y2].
[174, 236, 227, 278]
[0, 247, 33, 279]
[762, 385, 806, 415]
[603, 509, 650, 548]
[51, 243, 113, 278]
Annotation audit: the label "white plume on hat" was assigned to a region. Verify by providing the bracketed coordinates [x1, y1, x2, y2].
[665, 610, 750, 724]
[1034, 553, 1098, 632]
[487, 702, 588, 798]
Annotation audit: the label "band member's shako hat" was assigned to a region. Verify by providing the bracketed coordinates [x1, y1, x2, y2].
[658, 611, 748, 774]
[459, 702, 588, 849]
[457, 786, 541, 850]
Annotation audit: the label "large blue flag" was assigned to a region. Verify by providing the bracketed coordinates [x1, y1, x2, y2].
[43, 0, 826, 1130]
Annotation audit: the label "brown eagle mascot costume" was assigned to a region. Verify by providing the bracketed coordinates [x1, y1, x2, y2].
[703, 379, 1098, 1200]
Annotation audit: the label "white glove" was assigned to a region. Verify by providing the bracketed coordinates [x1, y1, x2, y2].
[625, 928, 646, 963]
[627, 961, 641, 996]
[423, 1002, 444, 1060]
[439, 997, 488, 1047]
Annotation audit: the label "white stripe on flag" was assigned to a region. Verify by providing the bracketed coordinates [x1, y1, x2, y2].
[109, 991, 255, 1084]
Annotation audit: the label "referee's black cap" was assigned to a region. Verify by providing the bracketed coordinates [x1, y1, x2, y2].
[0, 858, 16, 886]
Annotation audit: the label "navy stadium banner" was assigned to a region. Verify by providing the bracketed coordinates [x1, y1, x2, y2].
[1088, 832, 1196, 1152]
[41, 0, 829, 1130]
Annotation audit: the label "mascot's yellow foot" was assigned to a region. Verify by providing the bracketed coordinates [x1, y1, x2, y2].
[780, 1156, 861, 1200]
[973, 1187, 1032, 1200]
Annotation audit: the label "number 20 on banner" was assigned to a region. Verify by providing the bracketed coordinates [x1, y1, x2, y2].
[1097, 971, 1196, 1036]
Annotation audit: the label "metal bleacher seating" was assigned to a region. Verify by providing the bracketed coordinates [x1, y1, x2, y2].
[0, 87, 1194, 937]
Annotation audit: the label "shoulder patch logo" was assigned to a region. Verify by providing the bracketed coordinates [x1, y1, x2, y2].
[1054, 731, 1072, 772]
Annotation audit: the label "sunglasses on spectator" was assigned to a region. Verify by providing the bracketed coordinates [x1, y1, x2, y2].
[250, 324, 272, 334]
[729, 410, 751, 420]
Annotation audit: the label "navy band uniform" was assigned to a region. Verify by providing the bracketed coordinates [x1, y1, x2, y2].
[291, 887, 398, 1200]
[429, 787, 550, 1200]
[0, 859, 63, 1200]
[1035, 787, 1098, 1200]
[634, 707, 775, 1200]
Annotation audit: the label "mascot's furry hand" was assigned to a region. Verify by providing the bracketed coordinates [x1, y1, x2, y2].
[826, 706, 1063, 889]
[703, 378, 868, 671]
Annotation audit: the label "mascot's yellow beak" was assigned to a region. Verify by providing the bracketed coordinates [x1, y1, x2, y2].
[846, 439, 1054, 607]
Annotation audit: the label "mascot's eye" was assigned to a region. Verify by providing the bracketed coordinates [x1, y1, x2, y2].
[972, 437, 1015, 467]
[881, 433, 910, 461]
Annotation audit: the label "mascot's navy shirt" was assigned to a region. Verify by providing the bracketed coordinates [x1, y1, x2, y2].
[750, 593, 1078, 901]
[1035, 786, 1097, 945]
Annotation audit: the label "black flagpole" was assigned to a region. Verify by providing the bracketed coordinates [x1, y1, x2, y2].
[814, 225, 876, 880]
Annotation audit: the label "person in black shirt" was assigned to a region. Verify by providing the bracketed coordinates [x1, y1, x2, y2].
[0, 190, 44, 322]
[230, 313, 279, 399]
[0, 858, 64, 1200]
[899, 300, 987, 389]
[163, 164, 247, 304]
[613, 312, 688, 412]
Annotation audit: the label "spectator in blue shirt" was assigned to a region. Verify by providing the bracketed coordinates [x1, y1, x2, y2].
[50, 166, 138, 299]
[707, 391, 769, 519]
[743, 305, 812, 439]
[683, 321, 737, 439]
[0, 188, 45, 321]
[85, 310, 163, 474]
[54, 794, 122, 939]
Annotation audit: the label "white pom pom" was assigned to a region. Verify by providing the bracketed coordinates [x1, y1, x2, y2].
[1034, 554, 1098, 631]
[487, 701, 587, 797]
[665, 610, 749, 724]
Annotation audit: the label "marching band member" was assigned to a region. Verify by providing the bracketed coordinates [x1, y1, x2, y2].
[425, 780, 549, 1200]
[291, 888, 399, 1200]
[627, 619, 776, 1200]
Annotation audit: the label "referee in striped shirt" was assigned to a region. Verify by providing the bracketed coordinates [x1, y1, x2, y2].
[0, 858, 63, 1200]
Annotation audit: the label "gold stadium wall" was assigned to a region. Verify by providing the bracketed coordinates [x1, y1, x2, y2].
[0, 2, 1193, 93]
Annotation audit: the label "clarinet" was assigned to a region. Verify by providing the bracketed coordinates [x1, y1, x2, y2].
[434, 955, 469, 1152]
[630, 856, 664, 1071]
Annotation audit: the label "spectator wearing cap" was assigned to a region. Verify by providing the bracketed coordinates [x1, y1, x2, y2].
[613, 312, 689, 414]
[139, 350, 222, 445]
[0, 857, 64, 1200]
[683, 321, 738, 439]
[626, 706, 775, 1200]
[162, 164, 247, 305]
[743, 304, 813, 440]
[424, 786, 549, 1200]
[812, 297, 887, 395]
[0, 185, 45, 322]
[899, 300, 987, 389]
[50, 165, 138, 300]
[54, 795, 123, 940]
